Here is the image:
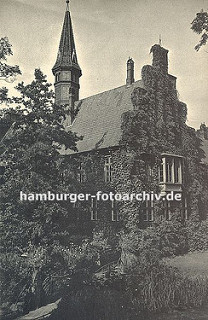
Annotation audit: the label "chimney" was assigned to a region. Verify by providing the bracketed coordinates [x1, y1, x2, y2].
[150, 44, 169, 74]
[126, 58, 135, 85]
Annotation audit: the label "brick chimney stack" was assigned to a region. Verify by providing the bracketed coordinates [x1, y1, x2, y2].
[126, 58, 135, 85]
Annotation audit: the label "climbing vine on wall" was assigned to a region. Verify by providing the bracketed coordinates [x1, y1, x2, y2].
[119, 56, 208, 253]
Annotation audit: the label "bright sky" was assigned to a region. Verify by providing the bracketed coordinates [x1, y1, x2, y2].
[0, 0, 208, 129]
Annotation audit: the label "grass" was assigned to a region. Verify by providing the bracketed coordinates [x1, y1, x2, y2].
[152, 305, 208, 320]
[164, 250, 208, 277]
[156, 251, 208, 319]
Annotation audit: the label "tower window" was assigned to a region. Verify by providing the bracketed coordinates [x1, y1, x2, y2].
[104, 156, 112, 182]
[91, 198, 98, 221]
[55, 72, 60, 82]
[69, 87, 75, 95]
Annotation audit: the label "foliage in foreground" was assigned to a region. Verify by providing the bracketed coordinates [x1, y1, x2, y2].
[49, 246, 208, 320]
[0, 37, 87, 313]
[191, 10, 208, 51]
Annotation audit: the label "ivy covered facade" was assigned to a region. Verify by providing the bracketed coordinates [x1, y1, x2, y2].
[53, 6, 208, 252]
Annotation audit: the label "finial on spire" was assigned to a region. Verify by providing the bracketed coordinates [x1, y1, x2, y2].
[159, 34, 162, 46]
[66, 0, 69, 11]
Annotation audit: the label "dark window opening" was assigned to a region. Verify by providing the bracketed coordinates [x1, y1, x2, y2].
[104, 155, 112, 182]
[140, 200, 154, 222]
[111, 200, 119, 221]
[91, 198, 98, 221]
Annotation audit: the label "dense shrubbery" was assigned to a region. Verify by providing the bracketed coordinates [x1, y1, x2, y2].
[186, 220, 208, 251]
[49, 237, 208, 320]
[127, 262, 208, 312]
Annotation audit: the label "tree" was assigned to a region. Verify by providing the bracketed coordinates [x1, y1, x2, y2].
[0, 37, 21, 106]
[0, 37, 21, 82]
[0, 36, 90, 313]
[0, 68, 85, 309]
[191, 10, 208, 51]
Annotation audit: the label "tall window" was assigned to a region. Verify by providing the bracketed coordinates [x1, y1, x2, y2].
[159, 158, 165, 182]
[146, 163, 154, 181]
[111, 200, 119, 222]
[183, 197, 188, 220]
[77, 162, 84, 183]
[104, 155, 112, 182]
[166, 158, 173, 182]
[159, 155, 182, 184]
[91, 198, 98, 221]
[141, 200, 154, 222]
[55, 72, 60, 82]
[0, 166, 5, 175]
[72, 74, 76, 82]
[166, 202, 172, 221]
[174, 158, 180, 183]
[0, 165, 5, 185]
[161, 200, 172, 220]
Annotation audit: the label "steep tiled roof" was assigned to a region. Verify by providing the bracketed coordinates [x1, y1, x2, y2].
[61, 80, 144, 154]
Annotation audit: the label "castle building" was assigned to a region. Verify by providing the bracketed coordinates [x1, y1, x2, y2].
[50, 2, 208, 229]
[52, 4, 203, 228]
[0, 1, 206, 259]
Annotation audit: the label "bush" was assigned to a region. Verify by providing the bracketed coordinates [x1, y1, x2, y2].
[126, 262, 208, 313]
[186, 220, 208, 251]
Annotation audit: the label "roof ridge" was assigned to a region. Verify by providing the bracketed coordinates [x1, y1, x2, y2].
[76, 79, 143, 103]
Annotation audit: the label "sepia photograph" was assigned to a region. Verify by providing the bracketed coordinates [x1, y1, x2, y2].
[0, 0, 208, 319]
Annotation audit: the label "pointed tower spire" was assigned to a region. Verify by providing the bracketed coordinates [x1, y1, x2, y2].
[52, 2, 81, 73]
[52, 1, 82, 119]
[66, 0, 69, 11]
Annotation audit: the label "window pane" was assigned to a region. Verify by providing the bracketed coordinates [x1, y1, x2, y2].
[166, 159, 172, 182]
[111, 200, 118, 221]
[174, 158, 180, 183]
[159, 159, 164, 182]
[104, 156, 112, 182]
[77, 162, 83, 182]
[91, 198, 97, 220]
[141, 201, 154, 222]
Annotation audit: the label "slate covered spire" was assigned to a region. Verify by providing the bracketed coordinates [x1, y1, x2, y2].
[52, 1, 82, 114]
[52, 2, 81, 75]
